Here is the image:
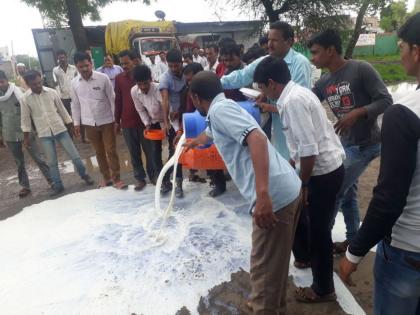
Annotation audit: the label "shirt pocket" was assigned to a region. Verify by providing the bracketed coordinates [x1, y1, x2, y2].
[91, 87, 105, 101]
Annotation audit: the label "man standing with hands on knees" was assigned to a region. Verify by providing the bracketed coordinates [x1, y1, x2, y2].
[71, 51, 127, 190]
[185, 71, 302, 315]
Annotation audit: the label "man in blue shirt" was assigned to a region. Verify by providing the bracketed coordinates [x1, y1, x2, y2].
[222, 22, 313, 268]
[159, 49, 187, 197]
[185, 71, 302, 315]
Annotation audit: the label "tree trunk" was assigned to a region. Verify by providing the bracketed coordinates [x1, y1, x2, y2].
[261, 0, 280, 23]
[345, 0, 370, 59]
[64, 0, 89, 51]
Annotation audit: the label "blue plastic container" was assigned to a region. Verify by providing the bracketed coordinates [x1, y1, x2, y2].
[183, 101, 260, 149]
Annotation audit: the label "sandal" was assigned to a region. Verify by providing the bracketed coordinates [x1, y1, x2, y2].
[294, 261, 311, 269]
[113, 179, 128, 190]
[98, 180, 113, 188]
[295, 287, 336, 303]
[245, 299, 253, 310]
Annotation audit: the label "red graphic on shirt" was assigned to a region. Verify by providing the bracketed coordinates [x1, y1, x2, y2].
[325, 81, 355, 118]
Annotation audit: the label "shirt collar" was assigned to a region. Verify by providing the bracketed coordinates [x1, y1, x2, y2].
[30, 86, 48, 96]
[206, 92, 226, 122]
[283, 48, 295, 65]
[276, 81, 296, 108]
[78, 71, 96, 81]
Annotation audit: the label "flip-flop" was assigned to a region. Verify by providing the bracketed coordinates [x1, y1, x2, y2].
[294, 261, 311, 269]
[113, 180, 128, 190]
[295, 287, 337, 303]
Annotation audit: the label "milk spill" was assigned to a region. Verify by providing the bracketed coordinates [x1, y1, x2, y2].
[0, 181, 366, 314]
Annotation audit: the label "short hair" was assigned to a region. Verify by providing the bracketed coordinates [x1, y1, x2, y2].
[218, 37, 236, 49]
[183, 62, 204, 75]
[259, 36, 268, 46]
[159, 51, 165, 55]
[104, 53, 113, 59]
[166, 49, 183, 63]
[23, 70, 41, 84]
[133, 65, 152, 82]
[269, 21, 294, 41]
[74, 51, 91, 64]
[242, 46, 266, 64]
[398, 12, 420, 46]
[307, 29, 343, 55]
[220, 43, 241, 57]
[183, 53, 193, 60]
[0, 70, 8, 81]
[207, 44, 219, 54]
[253, 56, 291, 86]
[190, 71, 223, 101]
[119, 50, 136, 60]
[56, 49, 67, 56]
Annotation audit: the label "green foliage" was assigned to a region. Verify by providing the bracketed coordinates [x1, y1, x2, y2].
[21, 0, 151, 27]
[15, 54, 41, 70]
[380, 0, 408, 32]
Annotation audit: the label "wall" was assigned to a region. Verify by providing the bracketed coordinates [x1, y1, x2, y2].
[353, 33, 398, 56]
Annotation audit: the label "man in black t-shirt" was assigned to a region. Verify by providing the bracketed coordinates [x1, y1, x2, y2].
[308, 30, 393, 252]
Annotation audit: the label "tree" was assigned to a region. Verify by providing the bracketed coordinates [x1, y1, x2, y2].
[207, 0, 345, 24]
[21, 0, 150, 50]
[344, 0, 388, 59]
[380, 0, 408, 32]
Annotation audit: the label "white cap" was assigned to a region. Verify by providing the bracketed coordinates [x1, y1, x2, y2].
[16, 63, 25, 67]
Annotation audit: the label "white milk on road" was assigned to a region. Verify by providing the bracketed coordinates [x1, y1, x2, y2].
[0, 133, 366, 315]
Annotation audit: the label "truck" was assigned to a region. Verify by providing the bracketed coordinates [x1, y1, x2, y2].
[32, 19, 262, 86]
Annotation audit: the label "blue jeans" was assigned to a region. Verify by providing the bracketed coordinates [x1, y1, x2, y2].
[40, 131, 86, 189]
[374, 241, 420, 315]
[333, 143, 381, 241]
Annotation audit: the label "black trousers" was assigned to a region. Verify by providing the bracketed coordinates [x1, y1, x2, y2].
[207, 170, 226, 190]
[308, 165, 345, 295]
[122, 127, 154, 182]
[167, 126, 183, 180]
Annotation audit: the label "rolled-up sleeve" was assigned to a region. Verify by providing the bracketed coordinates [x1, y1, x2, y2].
[284, 98, 319, 157]
[159, 73, 170, 91]
[20, 96, 32, 133]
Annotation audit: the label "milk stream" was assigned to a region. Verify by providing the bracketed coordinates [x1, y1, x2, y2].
[153, 134, 187, 242]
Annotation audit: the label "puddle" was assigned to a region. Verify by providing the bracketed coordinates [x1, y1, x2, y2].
[387, 82, 418, 102]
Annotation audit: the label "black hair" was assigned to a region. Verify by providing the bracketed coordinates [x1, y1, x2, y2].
[166, 49, 183, 63]
[218, 37, 236, 49]
[307, 29, 343, 55]
[104, 53, 113, 58]
[119, 50, 136, 60]
[242, 46, 266, 64]
[207, 44, 219, 54]
[74, 51, 92, 64]
[183, 53, 193, 60]
[0, 70, 7, 81]
[190, 71, 223, 101]
[23, 70, 41, 84]
[56, 49, 67, 57]
[220, 42, 241, 57]
[253, 56, 291, 86]
[398, 12, 420, 46]
[132, 65, 152, 82]
[269, 21, 294, 41]
[259, 36, 268, 46]
[159, 51, 165, 55]
[183, 62, 204, 75]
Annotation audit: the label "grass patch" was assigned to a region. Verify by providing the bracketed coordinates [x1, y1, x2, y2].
[371, 63, 412, 83]
[356, 54, 401, 63]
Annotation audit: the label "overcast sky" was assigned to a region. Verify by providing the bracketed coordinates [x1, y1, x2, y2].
[0, 0, 416, 57]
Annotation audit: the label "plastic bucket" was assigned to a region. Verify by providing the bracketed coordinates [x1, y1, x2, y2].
[144, 129, 166, 141]
[183, 110, 212, 149]
[179, 143, 225, 170]
[237, 100, 261, 124]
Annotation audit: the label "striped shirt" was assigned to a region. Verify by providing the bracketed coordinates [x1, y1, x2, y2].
[276, 81, 345, 176]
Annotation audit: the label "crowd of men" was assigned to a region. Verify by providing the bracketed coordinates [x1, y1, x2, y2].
[0, 12, 419, 315]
